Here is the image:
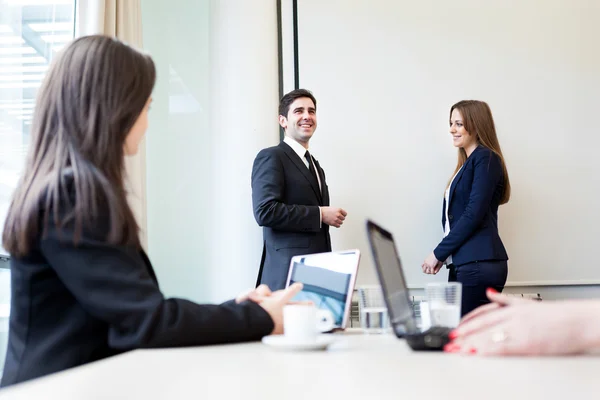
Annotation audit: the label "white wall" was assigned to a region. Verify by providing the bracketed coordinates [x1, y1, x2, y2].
[206, 1, 280, 302]
[141, 0, 600, 302]
[295, 0, 600, 289]
[142, 1, 279, 303]
[142, 1, 212, 302]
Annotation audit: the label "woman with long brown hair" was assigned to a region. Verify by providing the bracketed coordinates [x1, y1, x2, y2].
[421, 100, 511, 317]
[1, 35, 300, 387]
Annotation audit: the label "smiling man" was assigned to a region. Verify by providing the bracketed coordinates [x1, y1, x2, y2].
[251, 89, 347, 290]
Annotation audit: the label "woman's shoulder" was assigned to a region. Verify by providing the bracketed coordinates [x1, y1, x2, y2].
[38, 168, 75, 206]
[473, 145, 492, 157]
[472, 146, 501, 163]
[467, 146, 503, 180]
[41, 169, 113, 241]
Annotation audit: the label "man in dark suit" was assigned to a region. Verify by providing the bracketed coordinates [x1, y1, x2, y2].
[251, 89, 347, 290]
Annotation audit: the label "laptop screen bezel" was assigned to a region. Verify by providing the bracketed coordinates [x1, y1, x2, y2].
[366, 220, 419, 335]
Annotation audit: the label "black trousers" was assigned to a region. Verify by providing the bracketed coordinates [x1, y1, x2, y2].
[448, 260, 508, 317]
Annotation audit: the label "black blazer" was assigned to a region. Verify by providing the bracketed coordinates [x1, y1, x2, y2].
[251, 141, 331, 290]
[1, 190, 273, 387]
[433, 146, 508, 266]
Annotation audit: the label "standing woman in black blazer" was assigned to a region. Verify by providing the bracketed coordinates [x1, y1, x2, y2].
[0, 35, 301, 387]
[422, 100, 511, 317]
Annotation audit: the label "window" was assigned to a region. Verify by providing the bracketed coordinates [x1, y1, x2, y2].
[0, 0, 76, 257]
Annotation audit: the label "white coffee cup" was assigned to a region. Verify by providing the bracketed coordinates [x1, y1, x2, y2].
[283, 305, 335, 343]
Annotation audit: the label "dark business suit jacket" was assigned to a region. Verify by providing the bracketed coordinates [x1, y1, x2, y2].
[433, 146, 508, 266]
[251, 141, 331, 290]
[1, 183, 273, 387]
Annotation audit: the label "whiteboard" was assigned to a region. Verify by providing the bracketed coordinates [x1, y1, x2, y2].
[289, 0, 600, 287]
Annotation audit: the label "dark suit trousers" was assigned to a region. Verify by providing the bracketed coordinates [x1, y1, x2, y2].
[448, 260, 508, 316]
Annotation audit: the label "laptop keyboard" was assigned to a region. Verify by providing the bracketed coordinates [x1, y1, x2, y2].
[424, 326, 452, 336]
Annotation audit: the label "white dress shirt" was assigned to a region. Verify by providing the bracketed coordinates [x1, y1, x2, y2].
[283, 136, 322, 190]
[283, 136, 323, 226]
[444, 166, 462, 265]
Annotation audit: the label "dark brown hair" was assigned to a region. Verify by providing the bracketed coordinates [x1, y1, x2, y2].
[448, 100, 511, 204]
[279, 89, 317, 117]
[2, 35, 156, 256]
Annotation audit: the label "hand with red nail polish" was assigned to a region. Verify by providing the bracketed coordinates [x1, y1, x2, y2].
[447, 290, 600, 356]
[443, 343, 461, 353]
[459, 289, 530, 326]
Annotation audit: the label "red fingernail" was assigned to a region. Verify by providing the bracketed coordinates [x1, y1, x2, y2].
[487, 288, 497, 294]
[449, 330, 459, 339]
[444, 344, 460, 352]
[469, 348, 477, 354]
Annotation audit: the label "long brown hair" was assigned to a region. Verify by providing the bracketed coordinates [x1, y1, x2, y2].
[2, 35, 156, 256]
[447, 100, 511, 204]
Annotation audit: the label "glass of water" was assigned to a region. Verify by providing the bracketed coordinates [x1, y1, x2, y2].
[425, 282, 462, 328]
[357, 286, 390, 334]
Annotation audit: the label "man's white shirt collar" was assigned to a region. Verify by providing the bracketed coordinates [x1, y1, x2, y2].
[282, 135, 322, 210]
[284, 136, 311, 161]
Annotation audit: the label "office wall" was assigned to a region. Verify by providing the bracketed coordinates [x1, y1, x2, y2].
[142, 1, 279, 303]
[293, 0, 600, 291]
[142, 1, 211, 302]
[141, 0, 600, 302]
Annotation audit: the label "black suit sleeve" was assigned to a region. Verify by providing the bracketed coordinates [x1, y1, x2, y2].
[40, 222, 274, 350]
[251, 149, 321, 232]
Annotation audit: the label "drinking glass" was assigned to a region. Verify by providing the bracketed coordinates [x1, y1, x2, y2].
[358, 286, 390, 334]
[425, 282, 462, 328]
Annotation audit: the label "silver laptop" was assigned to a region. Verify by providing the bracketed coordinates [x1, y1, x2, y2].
[285, 249, 361, 330]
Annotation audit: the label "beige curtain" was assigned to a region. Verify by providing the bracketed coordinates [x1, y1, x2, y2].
[78, 0, 148, 250]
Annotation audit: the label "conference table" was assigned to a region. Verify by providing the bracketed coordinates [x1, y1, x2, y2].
[0, 330, 598, 399]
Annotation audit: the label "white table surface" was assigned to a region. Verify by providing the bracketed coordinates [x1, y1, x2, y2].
[0, 331, 599, 399]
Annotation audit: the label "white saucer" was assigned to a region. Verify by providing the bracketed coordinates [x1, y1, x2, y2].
[262, 334, 336, 351]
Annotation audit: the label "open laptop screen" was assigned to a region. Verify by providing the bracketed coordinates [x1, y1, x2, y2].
[366, 221, 417, 333]
[286, 250, 360, 329]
